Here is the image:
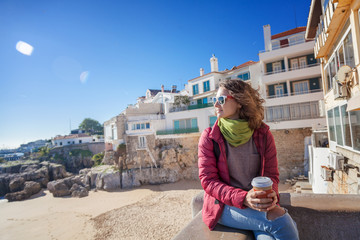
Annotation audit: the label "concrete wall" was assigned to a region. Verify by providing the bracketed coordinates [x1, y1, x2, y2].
[126, 102, 162, 115]
[271, 128, 312, 179]
[51, 142, 104, 155]
[327, 147, 360, 194]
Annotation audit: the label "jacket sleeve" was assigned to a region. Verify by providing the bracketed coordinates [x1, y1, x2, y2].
[198, 128, 248, 209]
[263, 130, 280, 201]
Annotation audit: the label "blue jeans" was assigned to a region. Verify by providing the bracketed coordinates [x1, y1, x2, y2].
[218, 205, 299, 240]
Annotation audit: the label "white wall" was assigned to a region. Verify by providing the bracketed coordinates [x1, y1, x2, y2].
[309, 146, 330, 193]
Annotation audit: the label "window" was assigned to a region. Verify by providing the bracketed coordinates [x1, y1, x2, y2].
[174, 118, 198, 129]
[344, 31, 355, 67]
[341, 105, 352, 147]
[293, 81, 309, 95]
[334, 107, 343, 146]
[273, 62, 282, 73]
[272, 40, 280, 50]
[328, 104, 360, 151]
[79, 140, 82, 144]
[299, 57, 307, 69]
[132, 124, 135, 130]
[209, 116, 217, 127]
[203, 97, 208, 104]
[290, 59, 299, 70]
[193, 84, 199, 95]
[203, 81, 210, 92]
[139, 136, 146, 148]
[275, 85, 284, 97]
[136, 124, 140, 130]
[146, 123, 150, 129]
[238, 72, 250, 81]
[337, 45, 345, 68]
[328, 109, 336, 141]
[141, 123, 145, 129]
[350, 110, 360, 151]
[324, 65, 332, 91]
[60, 142, 62, 146]
[265, 101, 319, 122]
[289, 34, 304, 46]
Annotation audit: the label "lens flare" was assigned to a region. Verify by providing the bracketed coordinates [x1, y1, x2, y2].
[80, 71, 89, 83]
[16, 41, 34, 56]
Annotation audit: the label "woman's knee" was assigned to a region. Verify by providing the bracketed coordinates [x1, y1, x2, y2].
[266, 206, 286, 221]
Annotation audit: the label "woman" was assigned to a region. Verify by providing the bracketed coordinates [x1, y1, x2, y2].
[198, 79, 299, 240]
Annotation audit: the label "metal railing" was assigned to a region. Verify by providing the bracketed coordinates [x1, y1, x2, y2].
[156, 127, 199, 135]
[265, 101, 321, 122]
[259, 38, 308, 53]
[266, 88, 323, 99]
[264, 62, 320, 76]
[169, 103, 213, 113]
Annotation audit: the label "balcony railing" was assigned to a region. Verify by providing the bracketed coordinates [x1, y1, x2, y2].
[265, 101, 321, 122]
[169, 103, 213, 113]
[266, 88, 323, 99]
[264, 62, 320, 76]
[259, 38, 308, 53]
[156, 127, 199, 135]
[314, 1, 338, 58]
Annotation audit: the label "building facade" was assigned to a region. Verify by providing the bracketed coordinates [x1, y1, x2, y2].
[259, 25, 326, 179]
[52, 134, 94, 147]
[306, 0, 360, 194]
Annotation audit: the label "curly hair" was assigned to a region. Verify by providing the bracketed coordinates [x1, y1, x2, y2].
[219, 79, 265, 130]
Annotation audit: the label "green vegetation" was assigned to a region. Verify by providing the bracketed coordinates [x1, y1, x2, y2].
[92, 152, 104, 166]
[0, 157, 5, 163]
[79, 118, 104, 135]
[0, 159, 39, 167]
[69, 149, 93, 158]
[38, 146, 50, 157]
[174, 96, 190, 107]
[50, 153, 65, 164]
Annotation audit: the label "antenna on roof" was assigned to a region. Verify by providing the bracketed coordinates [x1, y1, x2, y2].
[293, 4, 298, 28]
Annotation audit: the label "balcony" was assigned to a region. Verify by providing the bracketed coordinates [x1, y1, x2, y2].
[169, 103, 213, 113]
[263, 63, 321, 84]
[265, 89, 323, 107]
[265, 101, 321, 122]
[259, 41, 315, 62]
[156, 127, 199, 135]
[314, 0, 350, 58]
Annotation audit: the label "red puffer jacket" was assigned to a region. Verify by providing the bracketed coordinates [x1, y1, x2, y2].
[198, 120, 279, 230]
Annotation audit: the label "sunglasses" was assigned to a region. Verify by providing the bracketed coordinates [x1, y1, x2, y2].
[212, 95, 234, 105]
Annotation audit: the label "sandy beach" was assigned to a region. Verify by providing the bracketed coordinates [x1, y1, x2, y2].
[0, 180, 293, 240]
[0, 180, 203, 240]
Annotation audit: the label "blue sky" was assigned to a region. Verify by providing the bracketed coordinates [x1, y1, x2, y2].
[0, 0, 311, 149]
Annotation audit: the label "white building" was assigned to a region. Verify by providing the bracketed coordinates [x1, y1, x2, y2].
[159, 55, 261, 136]
[52, 134, 93, 147]
[306, 0, 360, 194]
[259, 25, 326, 130]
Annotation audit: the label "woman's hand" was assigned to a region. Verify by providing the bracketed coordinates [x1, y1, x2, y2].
[244, 189, 277, 212]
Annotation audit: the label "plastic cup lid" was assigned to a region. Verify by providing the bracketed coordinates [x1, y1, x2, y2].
[251, 177, 273, 188]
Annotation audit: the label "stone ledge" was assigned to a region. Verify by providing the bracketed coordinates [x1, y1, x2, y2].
[173, 191, 360, 240]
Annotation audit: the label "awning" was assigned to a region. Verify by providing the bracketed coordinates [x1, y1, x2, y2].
[346, 94, 360, 112]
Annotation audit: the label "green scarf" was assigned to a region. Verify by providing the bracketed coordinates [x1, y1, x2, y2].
[218, 118, 254, 147]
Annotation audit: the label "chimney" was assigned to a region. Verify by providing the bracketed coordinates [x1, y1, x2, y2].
[171, 85, 177, 93]
[161, 85, 164, 92]
[210, 54, 218, 72]
[263, 24, 272, 52]
[200, 68, 204, 76]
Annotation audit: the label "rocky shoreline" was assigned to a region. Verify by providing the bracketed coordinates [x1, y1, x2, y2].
[0, 160, 198, 202]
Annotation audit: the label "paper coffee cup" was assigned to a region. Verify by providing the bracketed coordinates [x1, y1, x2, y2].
[251, 177, 273, 199]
